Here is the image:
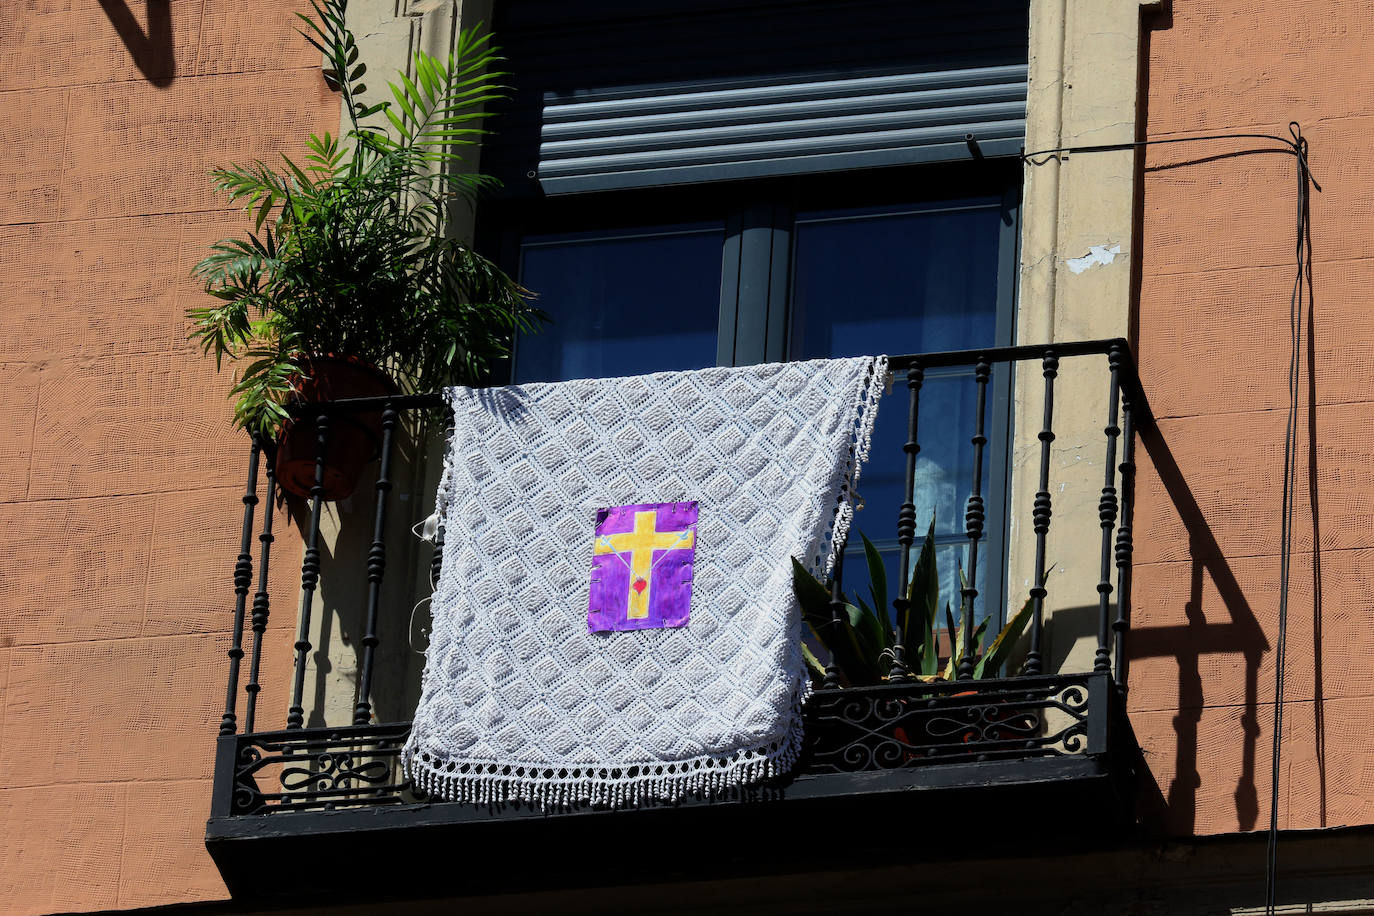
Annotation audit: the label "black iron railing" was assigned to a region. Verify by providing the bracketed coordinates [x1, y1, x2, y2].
[210, 338, 1147, 818]
[802, 672, 1103, 773]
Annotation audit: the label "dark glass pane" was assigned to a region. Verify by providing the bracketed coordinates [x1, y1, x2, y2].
[789, 200, 1002, 625]
[789, 201, 1003, 360]
[860, 372, 980, 542]
[514, 222, 724, 383]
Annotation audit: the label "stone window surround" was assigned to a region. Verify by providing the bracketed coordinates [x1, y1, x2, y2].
[303, 0, 1163, 721]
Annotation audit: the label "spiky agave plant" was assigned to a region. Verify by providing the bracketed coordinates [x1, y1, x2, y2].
[791, 520, 1035, 687]
[188, 0, 543, 437]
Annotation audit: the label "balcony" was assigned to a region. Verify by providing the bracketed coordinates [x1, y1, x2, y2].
[205, 339, 1148, 902]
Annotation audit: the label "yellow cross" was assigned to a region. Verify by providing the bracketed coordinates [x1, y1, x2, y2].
[594, 509, 695, 619]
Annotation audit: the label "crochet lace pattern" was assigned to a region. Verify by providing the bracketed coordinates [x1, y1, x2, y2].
[403, 356, 887, 808]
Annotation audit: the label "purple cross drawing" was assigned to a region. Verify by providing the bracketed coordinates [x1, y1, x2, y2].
[587, 501, 697, 633]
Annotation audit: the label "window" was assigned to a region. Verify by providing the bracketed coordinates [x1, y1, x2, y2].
[486, 162, 1018, 621]
[478, 0, 1028, 623]
[513, 220, 725, 382]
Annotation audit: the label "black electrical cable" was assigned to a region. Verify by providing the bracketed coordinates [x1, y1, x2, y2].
[1024, 123, 1319, 916]
[1022, 128, 1320, 190]
[1267, 125, 1314, 916]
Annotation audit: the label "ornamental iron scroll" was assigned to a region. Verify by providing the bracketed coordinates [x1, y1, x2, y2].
[220, 676, 1109, 816]
[231, 722, 424, 814]
[800, 674, 1095, 775]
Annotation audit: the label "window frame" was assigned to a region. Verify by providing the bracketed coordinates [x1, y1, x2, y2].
[483, 159, 1021, 362]
[478, 158, 1022, 624]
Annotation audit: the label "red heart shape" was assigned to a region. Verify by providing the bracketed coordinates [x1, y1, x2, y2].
[632, 578, 647, 594]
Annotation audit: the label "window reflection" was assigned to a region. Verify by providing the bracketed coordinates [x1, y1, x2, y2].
[790, 202, 1002, 359]
[789, 200, 1004, 625]
[514, 223, 724, 383]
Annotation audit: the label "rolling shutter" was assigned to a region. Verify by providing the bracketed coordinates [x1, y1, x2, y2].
[486, 0, 1029, 196]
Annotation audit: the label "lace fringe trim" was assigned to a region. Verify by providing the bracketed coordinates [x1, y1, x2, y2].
[822, 354, 889, 578]
[402, 713, 805, 810]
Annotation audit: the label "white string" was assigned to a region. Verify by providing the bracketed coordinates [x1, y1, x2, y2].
[409, 517, 441, 654]
[595, 536, 634, 571]
[412, 513, 440, 542]
[408, 595, 432, 655]
[595, 528, 695, 581]
[649, 529, 694, 572]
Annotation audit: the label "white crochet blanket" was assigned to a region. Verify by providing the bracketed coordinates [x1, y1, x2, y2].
[403, 356, 886, 808]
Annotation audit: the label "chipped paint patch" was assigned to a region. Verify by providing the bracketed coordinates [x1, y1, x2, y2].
[1066, 243, 1121, 274]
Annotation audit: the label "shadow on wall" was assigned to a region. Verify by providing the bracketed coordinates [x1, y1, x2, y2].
[1126, 0, 1327, 834]
[1129, 423, 1269, 833]
[99, 0, 175, 87]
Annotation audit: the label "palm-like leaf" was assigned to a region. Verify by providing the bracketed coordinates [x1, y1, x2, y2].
[383, 29, 506, 170]
[974, 594, 1033, 679]
[942, 602, 960, 681]
[851, 596, 892, 674]
[859, 532, 889, 630]
[800, 642, 827, 681]
[791, 558, 883, 687]
[190, 0, 541, 437]
[902, 518, 939, 674]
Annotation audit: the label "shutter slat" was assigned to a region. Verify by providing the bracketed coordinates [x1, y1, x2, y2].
[542, 65, 1029, 122]
[541, 118, 1029, 177]
[489, 1, 1029, 195]
[542, 100, 1028, 159]
[542, 83, 1027, 142]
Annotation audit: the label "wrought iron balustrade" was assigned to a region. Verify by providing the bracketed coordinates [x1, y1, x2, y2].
[210, 338, 1147, 821]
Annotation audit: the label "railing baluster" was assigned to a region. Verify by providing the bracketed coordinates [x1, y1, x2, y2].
[220, 438, 261, 736]
[821, 548, 847, 689]
[243, 445, 278, 734]
[1113, 388, 1137, 689]
[354, 404, 399, 725]
[1023, 353, 1058, 677]
[287, 414, 330, 730]
[1094, 345, 1124, 673]
[956, 359, 991, 680]
[889, 365, 924, 684]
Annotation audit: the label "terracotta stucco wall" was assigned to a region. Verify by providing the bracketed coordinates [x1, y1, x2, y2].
[1130, 0, 1374, 835]
[0, 3, 336, 912]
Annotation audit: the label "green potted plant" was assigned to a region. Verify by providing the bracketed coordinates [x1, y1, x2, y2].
[187, 0, 543, 498]
[793, 520, 1039, 758]
[791, 520, 1034, 687]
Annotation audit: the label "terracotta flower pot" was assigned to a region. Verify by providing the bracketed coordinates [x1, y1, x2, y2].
[275, 356, 398, 500]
